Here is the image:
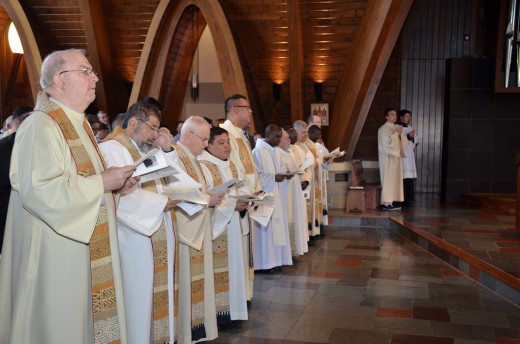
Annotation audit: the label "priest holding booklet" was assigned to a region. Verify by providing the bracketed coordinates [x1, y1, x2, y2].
[199, 126, 251, 321]
[99, 101, 179, 344]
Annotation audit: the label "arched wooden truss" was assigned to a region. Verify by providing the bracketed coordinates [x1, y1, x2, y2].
[131, 0, 249, 131]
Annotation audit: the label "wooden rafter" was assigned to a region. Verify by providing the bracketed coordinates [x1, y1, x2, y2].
[327, 0, 413, 160]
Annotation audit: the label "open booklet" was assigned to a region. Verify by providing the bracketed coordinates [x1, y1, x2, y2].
[229, 192, 275, 205]
[133, 148, 179, 184]
[324, 147, 346, 160]
[207, 178, 243, 194]
[161, 166, 208, 216]
[288, 156, 314, 175]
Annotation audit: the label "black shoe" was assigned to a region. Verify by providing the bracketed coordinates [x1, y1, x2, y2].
[381, 204, 401, 211]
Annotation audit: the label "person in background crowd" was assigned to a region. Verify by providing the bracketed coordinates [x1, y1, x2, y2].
[0, 105, 33, 254]
[97, 110, 111, 131]
[172, 120, 184, 142]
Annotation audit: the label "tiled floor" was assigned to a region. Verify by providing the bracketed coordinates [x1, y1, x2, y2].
[210, 195, 520, 343]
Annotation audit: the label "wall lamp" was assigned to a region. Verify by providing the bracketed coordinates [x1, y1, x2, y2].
[8, 22, 23, 54]
[314, 82, 323, 102]
[273, 83, 281, 101]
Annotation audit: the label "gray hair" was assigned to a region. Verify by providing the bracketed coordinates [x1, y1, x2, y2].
[293, 120, 308, 132]
[40, 49, 86, 90]
[181, 115, 211, 138]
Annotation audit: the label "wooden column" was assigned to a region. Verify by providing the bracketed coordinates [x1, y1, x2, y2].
[287, 0, 304, 124]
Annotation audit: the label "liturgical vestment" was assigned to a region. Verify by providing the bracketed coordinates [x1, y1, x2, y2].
[0, 93, 127, 344]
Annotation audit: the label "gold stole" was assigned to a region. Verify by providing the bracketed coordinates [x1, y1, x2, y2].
[113, 134, 178, 344]
[171, 142, 208, 340]
[199, 159, 239, 326]
[305, 140, 322, 227]
[233, 135, 256, 280]
[236, 137, 255, 176]
[40, 92, 121, 344]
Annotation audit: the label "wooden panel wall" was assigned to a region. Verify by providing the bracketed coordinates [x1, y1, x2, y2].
[300, 0, 367, 139]
[221, 0, 367, 131]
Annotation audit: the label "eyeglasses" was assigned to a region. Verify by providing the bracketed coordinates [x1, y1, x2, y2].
[59, 67, 98, 77]
[234, 105, 251, 110]
[190, 131, 209, 144]
[138, 119, 159, 133]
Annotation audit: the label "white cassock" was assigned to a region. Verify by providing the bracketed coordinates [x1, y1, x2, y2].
[252, 139, 292, 269]
[315, 142, 330, 225]
[288, 144, 310, 244]
[198, 151, 249, 321]
[402, 125, 418, 179]
[277, 146, 308, 256]
[100, 139, 176, 344]
[171, 141, 217, 344]
[220, 120, 258, 299]
[377, 121, 408, 204]
[296, 140, 321, 236]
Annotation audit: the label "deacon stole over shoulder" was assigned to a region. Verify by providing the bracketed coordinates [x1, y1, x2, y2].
[199, 160, 239, 327]
[171, 142, 209, 341]
[45, 100, 121, 344]
[113, 133, 178, 344]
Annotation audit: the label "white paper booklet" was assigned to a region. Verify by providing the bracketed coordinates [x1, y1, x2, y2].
[324, 147, 346, 160]
[161, 168, 208, 205]
[207, 178, 243, 194]
[289, 156, 314, 174]
[176, 202, 204, 217]
[133, 149, 179, 183]
[229, 192, 275, 205]
[249, 203, 275, 227]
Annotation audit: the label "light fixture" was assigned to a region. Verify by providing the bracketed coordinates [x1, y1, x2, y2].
[273, 83, 281, 101]
[8, 22, 23, 54]
[314, 82, 323, 101]
[190, 6, 199, 101]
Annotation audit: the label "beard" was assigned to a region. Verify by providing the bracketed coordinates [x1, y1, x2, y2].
[137, 141, 155, 153]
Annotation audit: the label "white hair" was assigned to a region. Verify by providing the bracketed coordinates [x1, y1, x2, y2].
[40, 49, 86, 90]
[293, 120, 308, 132]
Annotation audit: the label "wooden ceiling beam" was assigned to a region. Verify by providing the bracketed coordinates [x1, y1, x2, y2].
[327, 0, 413, 160]
[287, 0, 304, 124]
[79, 0, 128, 115]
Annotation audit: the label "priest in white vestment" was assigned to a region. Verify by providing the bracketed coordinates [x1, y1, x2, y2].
[294, 120, 321, 237]
[221, 94, 260, 299]
[378, 108, 408, 211]
[252, 124, 293, 270]
[171, 116, 225, 343]
[0, 49, 138, 344]
[100, 102, 178, 344]
[307, 115, 335, 226]
[287, 127, 311, 246]
[398, 109, 419, 205]
[277, 128, 308, 256]
[199, 126, 250, 321]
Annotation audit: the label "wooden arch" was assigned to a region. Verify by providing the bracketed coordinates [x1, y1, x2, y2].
[0, 0, 42, 99]
[327, 0, 413, 160]
[130, 0, 249, 131]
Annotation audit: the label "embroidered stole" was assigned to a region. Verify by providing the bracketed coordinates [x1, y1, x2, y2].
[302, 140, 322, 229]
[171, 142, 208, 341]
[233, 136, 255, 280]
[113, 134, 177, 343]
[199, 159, 239, 327]
[39, 92, 121, 344]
